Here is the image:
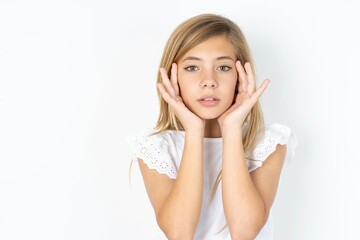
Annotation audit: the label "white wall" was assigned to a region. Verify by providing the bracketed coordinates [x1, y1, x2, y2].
[1, 0, 359, 239]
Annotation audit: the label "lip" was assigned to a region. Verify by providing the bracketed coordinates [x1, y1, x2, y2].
[197, 95, 220, 107]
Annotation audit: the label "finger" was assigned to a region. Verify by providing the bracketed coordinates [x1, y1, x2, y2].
[251, 79, 270, 100]
[244, 62, 255, 93]
[235, 61, 242, 93]
[236, 61, 248, 92]
[159, 68, 176, 98]
[157, 82, 175, 104]
[170, 63, 180, 96]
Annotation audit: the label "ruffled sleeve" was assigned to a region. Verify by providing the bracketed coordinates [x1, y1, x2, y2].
[125, 130, 178, 179]
[246, 123, 297, 172]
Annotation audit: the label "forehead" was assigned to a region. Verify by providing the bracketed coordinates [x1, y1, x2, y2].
[180, 35, 236, 60]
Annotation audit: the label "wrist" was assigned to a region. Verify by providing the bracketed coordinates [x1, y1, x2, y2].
[185, 129, 205, 139]
[220, 125, 243, 137]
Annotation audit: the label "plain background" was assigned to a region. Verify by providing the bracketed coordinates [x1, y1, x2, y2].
[1, 0, 359, 239]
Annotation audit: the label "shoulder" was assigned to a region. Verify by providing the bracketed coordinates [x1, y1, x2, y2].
[247, 123, 297, 172]
[126, 128, 184, 145]
[125, 129, 184, 179]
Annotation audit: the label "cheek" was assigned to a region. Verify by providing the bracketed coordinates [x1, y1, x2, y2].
[222, 75, 238, 93]
[177, 80, 192, 101]
[177, 74, 194, 95]
[224, 79, 238, 104]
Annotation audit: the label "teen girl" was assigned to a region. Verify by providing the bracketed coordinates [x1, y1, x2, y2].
[127, 13, 296, 240]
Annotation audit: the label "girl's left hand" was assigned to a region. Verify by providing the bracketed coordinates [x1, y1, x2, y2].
[217, 61, 270, 133]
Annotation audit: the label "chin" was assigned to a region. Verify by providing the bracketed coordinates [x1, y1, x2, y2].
[195, 111, 223, 120]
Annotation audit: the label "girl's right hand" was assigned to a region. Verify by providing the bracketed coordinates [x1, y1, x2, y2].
[157, 63, 205, 134]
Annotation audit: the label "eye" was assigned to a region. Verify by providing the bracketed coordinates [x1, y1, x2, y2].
[184, 65, 199, 72]
[217, 66, 232, 71]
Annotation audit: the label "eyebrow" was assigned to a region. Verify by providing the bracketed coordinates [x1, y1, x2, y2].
[181, 56, 235, 62]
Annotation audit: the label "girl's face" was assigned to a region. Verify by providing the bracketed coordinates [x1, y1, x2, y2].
[177, 35, 238, 120]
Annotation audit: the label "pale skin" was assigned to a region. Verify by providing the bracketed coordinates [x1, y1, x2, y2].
[138, 35, 287, 240]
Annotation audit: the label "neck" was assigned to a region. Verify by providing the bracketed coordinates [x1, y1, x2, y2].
[204, 119, 222, 138]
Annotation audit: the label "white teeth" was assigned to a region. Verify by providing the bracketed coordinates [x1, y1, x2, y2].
[203, 98, 215, 101]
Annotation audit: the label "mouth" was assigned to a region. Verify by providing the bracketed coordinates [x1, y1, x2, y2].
[197, 96, 220, 106]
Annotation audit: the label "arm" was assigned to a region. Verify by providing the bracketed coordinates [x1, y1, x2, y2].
[139, 63, 206, 239]
[221, 129, 287, 240]
[217, 61, 284, 239]
[138, 130, 204, 240]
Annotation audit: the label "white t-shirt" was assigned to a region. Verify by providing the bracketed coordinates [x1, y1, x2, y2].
[126, 123, 297, 240]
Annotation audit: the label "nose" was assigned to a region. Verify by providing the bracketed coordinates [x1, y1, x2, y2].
[201, 71, 218, 88]
[202, 81, 216, 88]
